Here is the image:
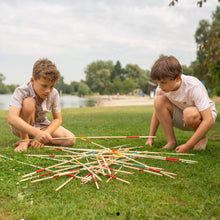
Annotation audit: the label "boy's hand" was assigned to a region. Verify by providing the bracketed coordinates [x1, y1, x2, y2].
[175, 144, 191, 153]
[30, 140, 44, 148]
[35, 131, 53, 144]
[145, 138, 154, 146]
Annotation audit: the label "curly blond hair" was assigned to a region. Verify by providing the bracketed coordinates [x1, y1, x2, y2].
[32, 58, 60, 82]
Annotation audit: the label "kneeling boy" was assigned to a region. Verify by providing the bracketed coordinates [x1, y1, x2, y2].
[145, 56, 217, 153]
[8, 58, 75, 152]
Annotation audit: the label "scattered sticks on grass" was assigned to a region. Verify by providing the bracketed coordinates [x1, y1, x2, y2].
[18, 139, 197, 191]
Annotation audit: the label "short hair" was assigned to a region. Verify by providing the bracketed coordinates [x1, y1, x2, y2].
[32, 58, 61, 82]
[150, 56, 182, 80]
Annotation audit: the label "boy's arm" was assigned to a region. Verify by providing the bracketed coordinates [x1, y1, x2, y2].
[176, 108, 214, 153]
[44, 112, 62, 135]
[8, 106, 52, 143]
[145, 111, 160, 146]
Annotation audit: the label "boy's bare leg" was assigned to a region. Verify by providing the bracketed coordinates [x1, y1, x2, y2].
[49, 126, 75, 147]
[183, 107, 207, 150]
[154, 96, 177, 149]
[14, 98, 35, 152]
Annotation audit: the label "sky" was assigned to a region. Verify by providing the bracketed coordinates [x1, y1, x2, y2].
[0, 0, 219, 85]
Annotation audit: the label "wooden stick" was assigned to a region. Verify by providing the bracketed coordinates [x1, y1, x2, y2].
[106, 166, 123, 183]
[22, 158, 76, 178]
[0, 154, 45, 170]
[81, 138, 107, 150]
[56, 176, 74, 191]
[113, 162, 163, 176]
[105, 174, 130, 184]
[55, 172, 80, 191]
[20, 135, 156, 142]
[31, 169, 84, 183]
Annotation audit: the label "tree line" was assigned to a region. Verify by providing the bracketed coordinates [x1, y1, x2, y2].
[1, 6, 219, 96]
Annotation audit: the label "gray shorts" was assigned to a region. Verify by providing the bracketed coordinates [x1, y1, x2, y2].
[172, 104, 192, 131]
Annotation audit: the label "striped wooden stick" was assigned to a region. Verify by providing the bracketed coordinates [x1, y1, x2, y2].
[0, 154, 45, 170]
[20, 135, 156, 142]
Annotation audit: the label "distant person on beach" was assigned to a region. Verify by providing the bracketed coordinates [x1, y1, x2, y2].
[8, 58, 75, 152]
[145, 56, 217, 153]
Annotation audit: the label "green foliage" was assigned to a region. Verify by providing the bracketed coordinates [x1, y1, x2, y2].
[0, 73, 16, 94]
[0, 83, 10, 94]
[123, 77, 138, 94]
[69, 81, 80, 94]
[194, 6, 220, 95]
[54, 76, 71, 94]
[84, 61, 151, 95]
[0, 102, 219, 219]
[0, 73, 6, 83]
[77, 82, 90, 96]
[85, 60, 114, 94]
[169, 0, 217, 7]
[110, 60, 125, 82]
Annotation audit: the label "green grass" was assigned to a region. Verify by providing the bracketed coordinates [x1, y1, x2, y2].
[0, 103, 219, 220]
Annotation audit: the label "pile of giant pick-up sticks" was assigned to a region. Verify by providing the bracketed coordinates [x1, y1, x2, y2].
[18, 139, 197, 191]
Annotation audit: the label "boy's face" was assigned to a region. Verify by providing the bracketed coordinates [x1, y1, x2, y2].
[30, 77, 56, 100]
[156, 76, 181, 93]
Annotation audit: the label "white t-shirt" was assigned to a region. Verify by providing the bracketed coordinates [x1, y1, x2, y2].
[10, 81, 61, 128]
[156, 74, 217, 121]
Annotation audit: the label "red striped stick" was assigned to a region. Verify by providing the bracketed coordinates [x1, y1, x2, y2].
[81, 138, 107, 150]
[31, 169, 83, 183]
[105, 174, 130, 184]
[55, 174, 78, 192]
[106, 166, 123, 183]
[22, 158, 76, 178]
[114, 163, 163, 176]
[21, 135, 156, 142]
[20, 172, 53, 182]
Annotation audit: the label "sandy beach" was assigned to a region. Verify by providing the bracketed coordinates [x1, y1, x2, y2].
[94, 95, 154, 107]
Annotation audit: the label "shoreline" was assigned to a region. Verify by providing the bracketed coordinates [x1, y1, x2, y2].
[90, 95, 154, 107]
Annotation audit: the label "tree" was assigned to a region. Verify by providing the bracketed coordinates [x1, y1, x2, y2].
[194, 19, 211, 81]
[195, 6, 220, 95]
[91, 69, 112, 94]
[123, 78, 137, 94]
[204, 7, 220, 95]
[111, 76, 124, 94]
[84, 60, 114, 94]
[169, 0, 219, 7]
[7, 84, 18, 93]
[78, 82, 90, 96]
[124, 64, 150, 93]
[54, 76, 70, 94]
[70, 81, 80, 94]
[110, 61, 125, 82]
[0, 73, 9, 94]
[182, 65, 194, 76]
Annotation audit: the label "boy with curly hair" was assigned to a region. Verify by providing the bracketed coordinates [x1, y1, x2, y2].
[8, 58, 75, 152]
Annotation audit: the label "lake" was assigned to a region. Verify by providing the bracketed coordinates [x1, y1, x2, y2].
[0, 94, 98, 110]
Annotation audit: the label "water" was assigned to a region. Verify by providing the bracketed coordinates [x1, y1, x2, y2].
[0, 94, 98, 110]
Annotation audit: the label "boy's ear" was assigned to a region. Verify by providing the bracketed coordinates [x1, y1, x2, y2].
[30, 77, 35, 85]
[176, 75, 181, 81]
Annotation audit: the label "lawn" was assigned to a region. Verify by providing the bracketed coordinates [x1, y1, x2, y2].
[0, 102, 219, 220]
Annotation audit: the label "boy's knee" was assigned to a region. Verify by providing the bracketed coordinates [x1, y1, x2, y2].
[183, 107, 201, 127]
[154, 95, 171, 110]
[62, 133, 75, 147]
[64, 137, 75, 147]
[22, 98, 36, 115]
